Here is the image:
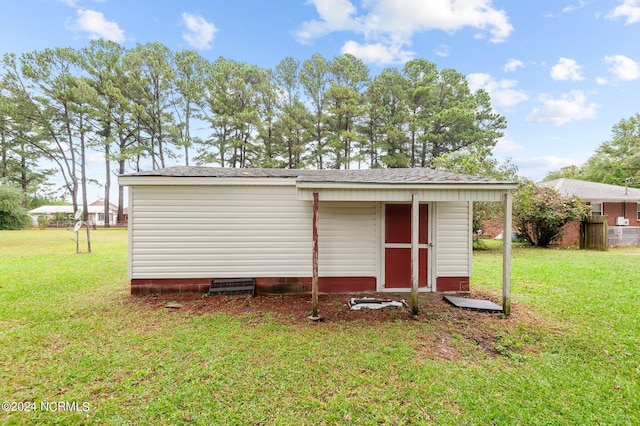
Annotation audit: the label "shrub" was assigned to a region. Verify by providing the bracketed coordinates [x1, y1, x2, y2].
[513, 181, 590, 247]
[0, 181, 33, 230]
[38, 217, 50, 230]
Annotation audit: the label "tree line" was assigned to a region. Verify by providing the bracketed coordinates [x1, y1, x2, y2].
[1, 40, 506, 225]
[545, 113, 640, 187]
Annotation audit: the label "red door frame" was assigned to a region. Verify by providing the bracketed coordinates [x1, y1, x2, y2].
[383, 203, 429, 290]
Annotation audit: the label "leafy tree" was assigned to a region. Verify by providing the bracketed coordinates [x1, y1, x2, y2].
[0, 179, 32, 229]
[27, 193, 67, 210]
[66, 74, 97, 251]
[174, 50, 208, 166]
[1, 44, 514, 203]
[422, 68, 505, 167]
[402, 59, 437, 167]
[125, 43, 178, 169]
[272, 57, 311, 168]
[253, 70, 280, 168]
[364, 68, 409, 168]
[0, 89, 53, 207]
[227, 62, 270, 168]
[80, 39, 133, 225]
[433, 147, 518, 248]
[196, 57, 232, 166]
[513, 181, 590, 248]
[543, 165, 582, 181]
[299, 54, 332, 169]
[580, 113, 640, 186]
[195, 58, 269, 168]
[4, 48, 91, 214]
[543, 114, 640, 191]
[325, 54, 369, 169]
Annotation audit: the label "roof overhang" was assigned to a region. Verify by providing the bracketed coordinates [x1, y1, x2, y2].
[583, 197, 640, 203]
[118, 176, 296, 187]
[119, 174, 516, 203]
[296, 182, 515, 202]
[28, 206, 117, 214]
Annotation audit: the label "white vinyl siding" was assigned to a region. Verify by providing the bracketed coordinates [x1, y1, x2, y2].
[318, 202, 378, 276]
[435, 202, 472, 277]
[130, 185, 311, 279]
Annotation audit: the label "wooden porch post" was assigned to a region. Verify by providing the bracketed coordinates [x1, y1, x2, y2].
[410, 193, 419, 315]
[310, 192, 320, 320]
[503, 191, 512, 316]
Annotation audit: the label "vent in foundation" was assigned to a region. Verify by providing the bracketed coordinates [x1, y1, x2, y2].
[209, 278, 255, 296]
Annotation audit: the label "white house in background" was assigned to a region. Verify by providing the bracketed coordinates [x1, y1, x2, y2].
[28, 199, 118, 226]
[119, 167, 516, 300]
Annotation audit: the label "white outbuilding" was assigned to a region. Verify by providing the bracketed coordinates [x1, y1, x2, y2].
[119, 167, 515, 313]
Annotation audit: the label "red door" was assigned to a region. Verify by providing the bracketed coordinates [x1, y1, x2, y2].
[384, 204, 428, 289]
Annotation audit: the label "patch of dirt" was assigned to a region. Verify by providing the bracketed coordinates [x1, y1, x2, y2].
[130, 291, 491, 322]
[127, 290, 548, 361]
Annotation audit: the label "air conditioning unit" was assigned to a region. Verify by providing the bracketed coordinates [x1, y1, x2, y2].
[616, 217, 629, 226]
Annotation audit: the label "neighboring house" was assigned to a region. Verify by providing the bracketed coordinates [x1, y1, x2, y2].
[119, 166, 516, 295]
[539, 178, 640, 246]
[91, 199, 128, 224]
[28, 199, 118, 227]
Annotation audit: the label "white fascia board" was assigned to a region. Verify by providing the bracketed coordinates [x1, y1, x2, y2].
[295, 181, 517, 191]
[118, 176, 296, 187]
[589, 197, 640, 203]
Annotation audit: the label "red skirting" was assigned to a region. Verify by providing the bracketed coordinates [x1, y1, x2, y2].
[131, 277, 377, 295]
[130, 278, 211, 295]
[436, 276, 470, 292]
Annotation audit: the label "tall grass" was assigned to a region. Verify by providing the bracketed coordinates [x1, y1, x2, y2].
[1, 229, 638, 425]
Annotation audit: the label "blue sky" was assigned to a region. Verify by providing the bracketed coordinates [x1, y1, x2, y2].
[2, 0, 640, 201]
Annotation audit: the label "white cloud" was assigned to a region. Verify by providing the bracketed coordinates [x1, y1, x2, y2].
[182, 13, 217, 50]
[72, 9, 125, 42]
[596, 76, 608, 85]
[434, 44, 449, 58]
[607, 0, 640, 24]
[467, 73, 528, 108]
[516, 156, 583, 181]
[362, 0, 514, 42]
[296, 0, 513, 65]
[60, 0, 108, 5]
[341, 40, 414, 65]
[295, 0, 360, 43]
[525, 91, 600, 125]
[504, 59, 523, 72]
[550, 57, 584, 81]
[562, 0, 587, 14]
[545, 0, 587, 18]
[494, 135, 523, 152]
[466, 73, 491, 89]
[604, 54, 640, 81]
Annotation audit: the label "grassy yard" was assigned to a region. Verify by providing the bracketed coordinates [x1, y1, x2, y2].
[1, 229, 638, 425]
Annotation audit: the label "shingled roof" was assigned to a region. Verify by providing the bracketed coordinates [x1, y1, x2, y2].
[122, 166, 514, 185]
[540, 178, 640, 201]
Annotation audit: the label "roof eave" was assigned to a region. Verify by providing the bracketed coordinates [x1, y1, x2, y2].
[584, 197, 640, 202]
[118, 176, 297, 186]
[295, 181, 518, 191]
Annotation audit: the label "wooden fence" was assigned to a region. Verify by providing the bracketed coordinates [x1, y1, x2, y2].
[580, 216, 609, 250]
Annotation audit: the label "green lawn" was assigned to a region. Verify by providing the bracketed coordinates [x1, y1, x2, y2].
[1, 229, 638, 425]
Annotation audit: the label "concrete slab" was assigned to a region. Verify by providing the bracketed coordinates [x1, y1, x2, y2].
[443, 295, 503, 313]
